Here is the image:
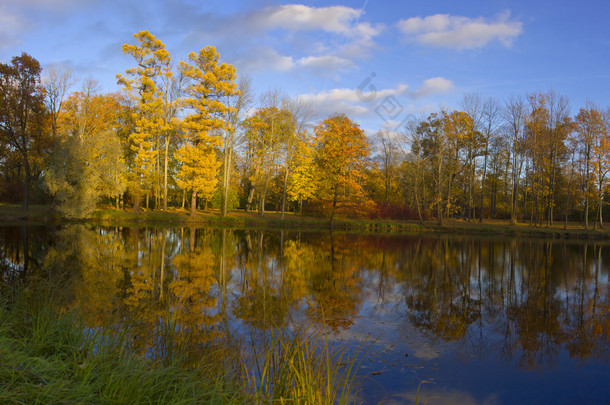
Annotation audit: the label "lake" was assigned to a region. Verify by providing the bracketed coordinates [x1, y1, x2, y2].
[1, 225, 608, 404]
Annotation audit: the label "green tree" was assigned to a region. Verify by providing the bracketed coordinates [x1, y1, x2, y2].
[44, 83, 126, 218]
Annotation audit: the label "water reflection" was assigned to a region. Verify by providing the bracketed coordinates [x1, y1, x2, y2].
[0, 225, 608, 403]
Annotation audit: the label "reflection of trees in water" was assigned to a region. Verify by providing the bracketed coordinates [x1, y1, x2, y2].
[0, 226, 52, 284]
[232, 230, 294, 329]
[0, 226, 607, 369]
[391, 237, 609, 369]
[400, 238, 481, 343]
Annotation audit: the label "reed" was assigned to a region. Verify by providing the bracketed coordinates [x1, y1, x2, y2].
[0, 282, 365, 404]
[243, 325, 366, 404]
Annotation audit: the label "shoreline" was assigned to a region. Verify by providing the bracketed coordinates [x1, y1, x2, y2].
[1, 204, 609, 240]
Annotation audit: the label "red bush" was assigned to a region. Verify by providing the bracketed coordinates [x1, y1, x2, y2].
[372, 202, 427, 221]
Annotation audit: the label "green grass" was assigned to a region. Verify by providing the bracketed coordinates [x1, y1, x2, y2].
[0, 203, 60, 224]
[0, 282, 366, 404]
[0, 284, 241, 404]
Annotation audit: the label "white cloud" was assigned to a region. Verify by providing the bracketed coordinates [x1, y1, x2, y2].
[300, 84, 409, 117]
[299, 76, 454, 118]
[234, 47, 296, 72]
[398, 11, 522, 50]
[234, 50, 359, 74]
[296, 55, 354, 70]
[413, 77, 454, 97]
[302, 84, 408, 105]
[255, 4, 384, 60]
[186, 4, 383, 73]
[256, 4, 362, 35]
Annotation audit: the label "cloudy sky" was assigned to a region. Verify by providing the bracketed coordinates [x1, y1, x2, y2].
[1, 0, 609, 132]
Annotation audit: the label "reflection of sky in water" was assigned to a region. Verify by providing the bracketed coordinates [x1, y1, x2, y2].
[0, 226, 609, 404]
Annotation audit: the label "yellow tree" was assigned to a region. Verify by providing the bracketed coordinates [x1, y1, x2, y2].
[575, 104, 604, 229]
[287, 133, 317, 212]
[525, 91, 571, 226]
[592, 107, 610, 228]
[313, 114, 371, 225]
[280, 97, 314, 218]
[176, 46, 237, 216]
[116, 31, 172, 213]
[244, 106, 294, 215]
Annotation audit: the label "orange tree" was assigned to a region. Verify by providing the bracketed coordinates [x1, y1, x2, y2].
[313, 114, 371, 224]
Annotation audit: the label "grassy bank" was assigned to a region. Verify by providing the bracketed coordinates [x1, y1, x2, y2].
[2, 203, 610, 239]
[0, 282, 364, 404]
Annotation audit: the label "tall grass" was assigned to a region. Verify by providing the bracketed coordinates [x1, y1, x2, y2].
[243, 325, 366, 404]
[0, 282, 365, 404]
[0, 282, 242, 404]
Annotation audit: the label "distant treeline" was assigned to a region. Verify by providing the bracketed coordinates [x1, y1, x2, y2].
[1, 31, 609, 228]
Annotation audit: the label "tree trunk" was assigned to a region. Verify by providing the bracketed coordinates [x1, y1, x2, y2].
[414, 179, 423, 224]
[132, 191, 141, 213]
[281, 167, 289, 219]
[245, 186, 255, 212]
[190, 191, 197, 216]
[330, 186, 338, 226]
[222, 147, 232, 217]
[480, 147, 488, 223]
[22, 165, 31, 211]
[260, 188, 266, 216]
[163, 138, 169, 211]
[467, 153, 473, 222]
[585, 196, 589, 230]
[222, 128, 236, 217]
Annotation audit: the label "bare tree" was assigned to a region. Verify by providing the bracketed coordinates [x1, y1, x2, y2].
[460, 92, 485, 221]
[545, 90, 571, 226]
[504, 95, 527, 224]
[222, 75, 253, 216]
[375, 129, 401, 203]
[397, 116, 426, 224]
[43, 63, 76, 138]
[479, 97, 502, 222]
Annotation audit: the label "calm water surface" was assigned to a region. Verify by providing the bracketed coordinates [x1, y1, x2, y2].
[1, 225, 609, 404]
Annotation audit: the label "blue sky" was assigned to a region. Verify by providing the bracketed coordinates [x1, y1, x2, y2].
[1, 0, 609, 132]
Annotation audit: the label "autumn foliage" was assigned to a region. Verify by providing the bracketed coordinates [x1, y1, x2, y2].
[1, 33, 610, 227]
